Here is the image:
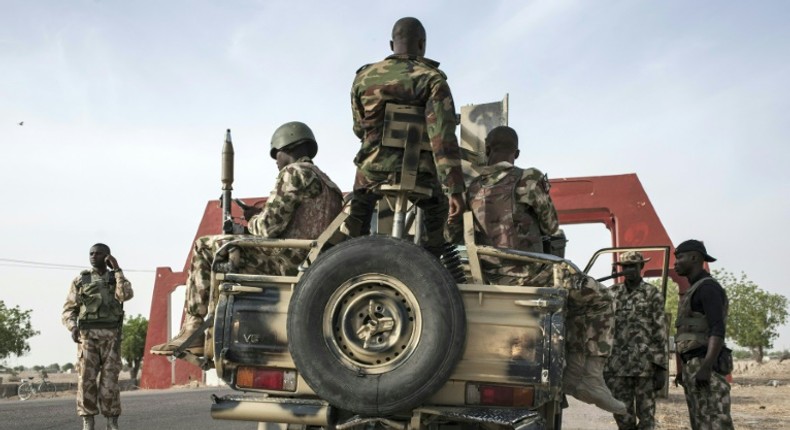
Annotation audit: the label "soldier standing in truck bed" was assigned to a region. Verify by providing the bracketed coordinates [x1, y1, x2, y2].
[467, 126, 626, 415]
[151, 122, 343, 357]
[345, 16, 465, 256]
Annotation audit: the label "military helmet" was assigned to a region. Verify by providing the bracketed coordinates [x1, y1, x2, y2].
[613, 250, 651, 266]
[270, 121, 317, 159]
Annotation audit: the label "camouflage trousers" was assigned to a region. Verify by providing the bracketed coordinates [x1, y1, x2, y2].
[604, 375, 656, 429]
[185, 234, 306, 318]
[76, 328, 122, 417]
[496, 272, 614, 357]
[680, 357, 734, 430]
[349, 169, 448, 249]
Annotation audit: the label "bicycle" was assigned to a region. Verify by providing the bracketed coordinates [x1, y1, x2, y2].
[17, 375, 57, 401]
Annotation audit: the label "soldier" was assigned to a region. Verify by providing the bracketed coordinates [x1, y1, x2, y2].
[673, 240, 734, 429]
[346, 16, 465, 256]
[151, 122, 344, 356]
[62, 243, 134, 430]
[467, 126, 626, 414]
[604, 251, 668, 430]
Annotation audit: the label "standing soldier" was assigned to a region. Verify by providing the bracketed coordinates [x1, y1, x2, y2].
[151, 122, 343, 356]
[604, 251, 668, 430]
[346, 16, 465, 256]
[467, 126, 626, 414]
[673, 240, 734, 429]
[62, 243, 134, 430]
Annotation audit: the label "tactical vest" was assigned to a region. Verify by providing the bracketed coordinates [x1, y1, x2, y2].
[77, 270, 124, 329]
[467, 167, 542, 253]
[282, 163, 344, 239]
[675, 277, 728, 354]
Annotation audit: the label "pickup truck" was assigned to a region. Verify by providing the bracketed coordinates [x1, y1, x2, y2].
[190, 210, 589, 430]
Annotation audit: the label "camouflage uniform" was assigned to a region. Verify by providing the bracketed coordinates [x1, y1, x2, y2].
[604, 281, 667, 429]
[467, 161, 625, 413]
[676, 274, 733, 430]
[349, 54, 464, 248]
[185, 157, 343, 319]
[62, 269, 133, 417]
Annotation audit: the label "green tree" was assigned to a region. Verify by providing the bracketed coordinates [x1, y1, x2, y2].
[62, 362, 75, 372]
[48, 362, 60, 372]
[716, 269, 789, 363]
[121, 314, 148, 383]
[0, 301, 39, 361]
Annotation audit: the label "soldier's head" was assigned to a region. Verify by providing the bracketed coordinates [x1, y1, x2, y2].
[89, 243, 111, 269]
[270, 121, 318, 170]
[391, 17, 426, 57]
[614, 250, 649, 283]
[485, 126, 520, 165]
[674, 239, 715, 277]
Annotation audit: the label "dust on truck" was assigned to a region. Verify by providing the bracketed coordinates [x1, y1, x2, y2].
[182, 99, 580, 430]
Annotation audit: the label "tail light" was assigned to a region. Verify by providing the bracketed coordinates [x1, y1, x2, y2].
[236, 367, 297, 391]
[466, 383, 534, 407]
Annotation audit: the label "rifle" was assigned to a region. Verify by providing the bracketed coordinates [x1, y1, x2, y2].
[596, 271, 627, 283]
[221, 129, 245, 234]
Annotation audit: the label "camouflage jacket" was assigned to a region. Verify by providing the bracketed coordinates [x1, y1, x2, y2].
[605, 281, 668, 376]
[62, 268, 134, 332]
[468, 162, 559, 277]
[351, 54, 464, 194]
[247, 157, 343, 239]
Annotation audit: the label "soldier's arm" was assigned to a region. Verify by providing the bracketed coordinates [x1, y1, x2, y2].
[649, 286, 668, 367]
[424, 75, 464, 195]
[114, 269, 134, 302]
[248, 165, 320, 238]
[61, 278, 80, 332]
[516, 169, 559, 236]
[351, 79, 365, 140]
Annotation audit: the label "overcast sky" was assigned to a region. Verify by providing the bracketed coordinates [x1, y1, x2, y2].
[1, 0, 788, 368]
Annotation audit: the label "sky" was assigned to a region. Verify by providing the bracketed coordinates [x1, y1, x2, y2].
[1, 0, 789, 368]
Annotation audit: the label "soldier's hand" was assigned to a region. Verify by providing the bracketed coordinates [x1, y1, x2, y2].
[694, 364, 712, 387]
[105, 255, 119, 270]
[243, 206, 263, 221]
[71, 327, 81, 343]
[447, 193, 465, 224]
[653, 365, 667, 391]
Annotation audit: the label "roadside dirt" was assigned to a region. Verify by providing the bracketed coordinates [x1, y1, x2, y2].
[655, 359, 790, 429]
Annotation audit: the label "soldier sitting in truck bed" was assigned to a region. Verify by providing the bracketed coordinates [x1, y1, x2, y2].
[151, 121, 343, 356]
[466, 125, 627, 415]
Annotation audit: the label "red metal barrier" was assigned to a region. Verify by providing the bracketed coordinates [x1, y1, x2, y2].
[140, 174, 681, 388]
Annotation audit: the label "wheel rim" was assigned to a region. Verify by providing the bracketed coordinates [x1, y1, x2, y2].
[18, 384, 32, 400]
[323, 273, 422, 374]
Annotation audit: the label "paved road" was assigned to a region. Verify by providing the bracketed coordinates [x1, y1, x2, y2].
[0, 386, 619, 429]
[0, 387, 257, 430]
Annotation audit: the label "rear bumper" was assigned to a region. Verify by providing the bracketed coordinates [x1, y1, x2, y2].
[211, 394, 545, 429]
[211, 394, 332, 426]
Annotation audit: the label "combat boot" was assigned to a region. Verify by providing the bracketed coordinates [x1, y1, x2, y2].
[561, 352, 586, 397]
[106, 416, 119, 430]
[574, 356, 627, 415]
[149, 314, 205, 356]
[81, 415, 95, 430]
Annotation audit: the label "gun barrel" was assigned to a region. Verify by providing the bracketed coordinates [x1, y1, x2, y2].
[596, 271, 627, 283]
[222, 129, 234, 190]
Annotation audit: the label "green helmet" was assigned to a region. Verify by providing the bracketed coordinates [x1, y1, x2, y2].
[270, 121, 317, 159]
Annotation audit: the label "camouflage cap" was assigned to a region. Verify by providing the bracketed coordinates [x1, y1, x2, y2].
[270, 121, 317, 159]
[613, 250, 650, 266]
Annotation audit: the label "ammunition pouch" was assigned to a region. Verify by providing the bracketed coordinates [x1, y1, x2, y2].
[679, 345, 733, 375]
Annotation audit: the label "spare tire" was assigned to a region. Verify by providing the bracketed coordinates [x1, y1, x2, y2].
[288, 236, 466, 416]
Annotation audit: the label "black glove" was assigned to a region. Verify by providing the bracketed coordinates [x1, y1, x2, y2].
[653, 365, 667, 391]
[71, 327, 81, 343]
